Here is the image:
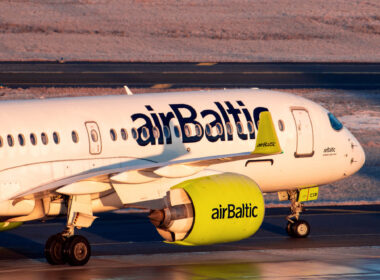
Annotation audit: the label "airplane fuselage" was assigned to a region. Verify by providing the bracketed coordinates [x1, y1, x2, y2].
[0, 89, 365, 217]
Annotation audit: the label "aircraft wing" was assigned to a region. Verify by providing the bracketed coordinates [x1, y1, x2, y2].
[13, 111, 282, 201]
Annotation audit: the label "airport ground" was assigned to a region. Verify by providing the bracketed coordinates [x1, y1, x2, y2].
[0, 205, 379, 279]
[1, 1, 379, 62]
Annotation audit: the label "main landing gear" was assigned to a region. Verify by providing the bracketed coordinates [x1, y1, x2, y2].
[44, 228, 91, 266]
[45, 194, 96, 266]
[284, 190, 311, 238]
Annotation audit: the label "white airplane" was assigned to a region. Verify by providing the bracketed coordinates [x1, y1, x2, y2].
[0, 88, 364, 266]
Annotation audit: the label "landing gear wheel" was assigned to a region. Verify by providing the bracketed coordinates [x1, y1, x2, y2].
[286, 221, 295, 237]
[44, 234, 66, 265]
[291, 220, 310, 238]
[63, 235, 91, 266]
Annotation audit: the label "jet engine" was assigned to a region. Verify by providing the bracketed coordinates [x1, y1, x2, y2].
[149, 173, 265, 246]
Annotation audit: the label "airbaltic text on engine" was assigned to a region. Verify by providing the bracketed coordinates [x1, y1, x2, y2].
[211, 203, 258, 219]
[131, 101, 268, 146]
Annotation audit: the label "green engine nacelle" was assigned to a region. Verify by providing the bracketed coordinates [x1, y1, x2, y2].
[150, 173, 265, 246]
[0, 222, 22, 232]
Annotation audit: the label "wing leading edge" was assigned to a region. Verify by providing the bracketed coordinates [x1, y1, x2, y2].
[13, 111, 282, 200]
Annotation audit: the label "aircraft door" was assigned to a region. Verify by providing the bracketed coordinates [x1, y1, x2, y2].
[85, 121, 102, 155]
[291, 109, 314, 157]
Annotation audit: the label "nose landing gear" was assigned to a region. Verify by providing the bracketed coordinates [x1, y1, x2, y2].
[282, 190, 311, 238]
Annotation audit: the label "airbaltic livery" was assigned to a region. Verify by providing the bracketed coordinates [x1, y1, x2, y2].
[0, 88, 365, 266]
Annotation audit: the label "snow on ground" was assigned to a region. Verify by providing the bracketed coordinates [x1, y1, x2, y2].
[340, 113, 380, 130]
[0, 0, 380, 62]
[0, 87, 378, 205]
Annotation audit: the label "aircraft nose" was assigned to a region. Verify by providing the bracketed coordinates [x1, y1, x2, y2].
[350, 137, 366, 174]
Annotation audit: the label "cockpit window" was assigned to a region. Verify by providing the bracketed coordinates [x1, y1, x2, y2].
[328, 112, 343, 131]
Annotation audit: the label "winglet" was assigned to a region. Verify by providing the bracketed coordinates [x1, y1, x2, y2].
[252, 111, 282, 155]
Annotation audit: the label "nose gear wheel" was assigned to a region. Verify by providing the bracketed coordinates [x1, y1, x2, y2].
[286, 219, 310, 238]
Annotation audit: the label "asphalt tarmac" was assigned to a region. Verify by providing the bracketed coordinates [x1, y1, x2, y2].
[0, 205, 379, 279]
[1, 62, 380, 88]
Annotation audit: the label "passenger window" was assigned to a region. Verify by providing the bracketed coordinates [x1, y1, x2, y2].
[174, 125, 181, 138]
[53, 132, 60, 144]
[184, 124, 192, 137]
[110, 129, 117, 141]
[226, 122, 233, 135]
[237, 122, 244, 134]
[195, 124, 202, 137]
[30, 133, 37, 145]
[247, 121, 255, 134]
[41, 132, 48, 145]
[18, 134, 25, 146]
[141, 127, 149, 140]
[7, 135, 14, 147]
[163, 126, 170, 138]
[278, 120, 285, 131]
[72, 131, 79, 143]
[90, 129, 98, 142]
[216, 123, 223, 136]
[120, 128, 127, 140]
[205, 124, 212, 136]
[153, 127, 160, 139]
[131, 128, 138, 139]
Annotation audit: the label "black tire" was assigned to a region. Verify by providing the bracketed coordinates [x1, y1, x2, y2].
[291, 220, 310, 238]
[286, 221, 295, 237]
[63, 235, 91, 266]
[44, 234, 66, 265]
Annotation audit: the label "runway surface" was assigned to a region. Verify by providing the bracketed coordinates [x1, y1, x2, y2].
[1, 62, 380, 88]
[0, 205, 379, 279]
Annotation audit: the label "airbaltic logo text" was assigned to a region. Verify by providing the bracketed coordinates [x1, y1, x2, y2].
[211, 203, 258, 219]
[257, 141, 276, 148]
[130, 101, 269, 146]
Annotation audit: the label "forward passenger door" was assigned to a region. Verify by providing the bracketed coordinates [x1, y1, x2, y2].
[291, 109, 314, 157]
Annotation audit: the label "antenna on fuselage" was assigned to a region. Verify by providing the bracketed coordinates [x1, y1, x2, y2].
[124, 85, 133, 95]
